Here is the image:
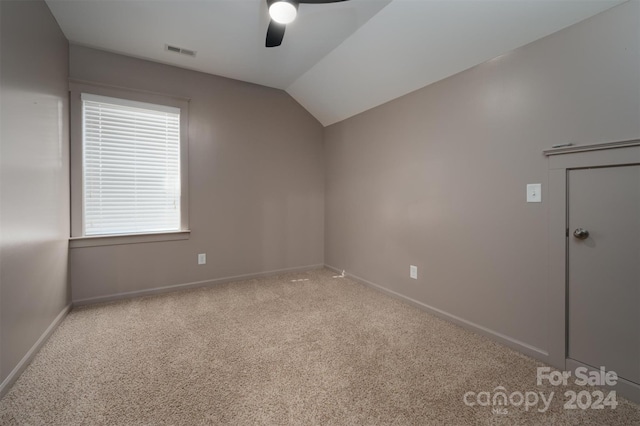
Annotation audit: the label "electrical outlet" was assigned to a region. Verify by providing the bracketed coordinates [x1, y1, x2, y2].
[198, 253, 206, 265]
[410, 265, 418, 280]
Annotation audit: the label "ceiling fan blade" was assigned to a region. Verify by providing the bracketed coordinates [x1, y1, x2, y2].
[266, 19, 286, 47]
[298, 0, 349, 3]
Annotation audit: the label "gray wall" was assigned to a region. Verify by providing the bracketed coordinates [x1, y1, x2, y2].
[69, 46, 325, 302]
[324, 1, 640, 357]
[0, 1, 70, 385]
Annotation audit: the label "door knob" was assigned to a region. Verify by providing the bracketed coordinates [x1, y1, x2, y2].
[573, 228, 589, 240]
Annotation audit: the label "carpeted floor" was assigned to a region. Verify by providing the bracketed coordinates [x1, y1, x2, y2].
[1, 268, 639, 425]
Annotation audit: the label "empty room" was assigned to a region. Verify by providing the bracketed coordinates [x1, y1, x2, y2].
[1, 0, 640, 424]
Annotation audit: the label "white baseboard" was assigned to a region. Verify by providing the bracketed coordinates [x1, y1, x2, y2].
[73, 264, 325, 306]
[0, 303, 72, 398]
[325, 264, 549, 363]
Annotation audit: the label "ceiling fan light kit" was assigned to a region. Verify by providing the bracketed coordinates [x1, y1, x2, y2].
[265, 0, 349, 48]
[269, 0, 298, 24]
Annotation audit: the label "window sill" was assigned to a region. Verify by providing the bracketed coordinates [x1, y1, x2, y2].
[69, 230, 191, 248]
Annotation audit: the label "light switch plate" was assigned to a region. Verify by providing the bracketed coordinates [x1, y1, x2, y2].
[198, 253, 206, 265]
[527, 184, 542, 203]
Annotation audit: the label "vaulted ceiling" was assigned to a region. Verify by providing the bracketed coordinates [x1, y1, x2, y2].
[46, 0, 625, 126]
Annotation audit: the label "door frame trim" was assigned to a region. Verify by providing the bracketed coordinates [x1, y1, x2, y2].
[546, 139, 640, 370]
[544, 138, 640, 156]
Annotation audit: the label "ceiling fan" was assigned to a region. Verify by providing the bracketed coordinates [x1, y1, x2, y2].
[266, 0, 349, 47]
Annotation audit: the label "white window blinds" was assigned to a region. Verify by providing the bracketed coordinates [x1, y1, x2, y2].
[82, 93, 181, 236]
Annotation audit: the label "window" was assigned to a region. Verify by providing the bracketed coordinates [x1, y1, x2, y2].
[82, 94, 181, 235]
[70, 83, 189, 246]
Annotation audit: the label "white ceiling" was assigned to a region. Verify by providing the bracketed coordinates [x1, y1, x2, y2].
[46, 0, 626, 126]
[46, 0, 391, 89]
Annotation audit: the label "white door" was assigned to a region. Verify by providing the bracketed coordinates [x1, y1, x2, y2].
[567, 165, 640, 385]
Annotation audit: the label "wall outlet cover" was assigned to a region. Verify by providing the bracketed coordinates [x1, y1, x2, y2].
[410, 265, 418, 279]
[198, 253, 206, 265]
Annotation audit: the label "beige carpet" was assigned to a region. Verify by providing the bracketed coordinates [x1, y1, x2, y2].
[1, 268, 639, 425]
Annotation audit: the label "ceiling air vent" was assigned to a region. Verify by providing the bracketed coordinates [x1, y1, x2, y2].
[165, 44, 196, 57]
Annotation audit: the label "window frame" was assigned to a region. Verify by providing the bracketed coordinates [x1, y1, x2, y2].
[69, 80, 190, 247]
